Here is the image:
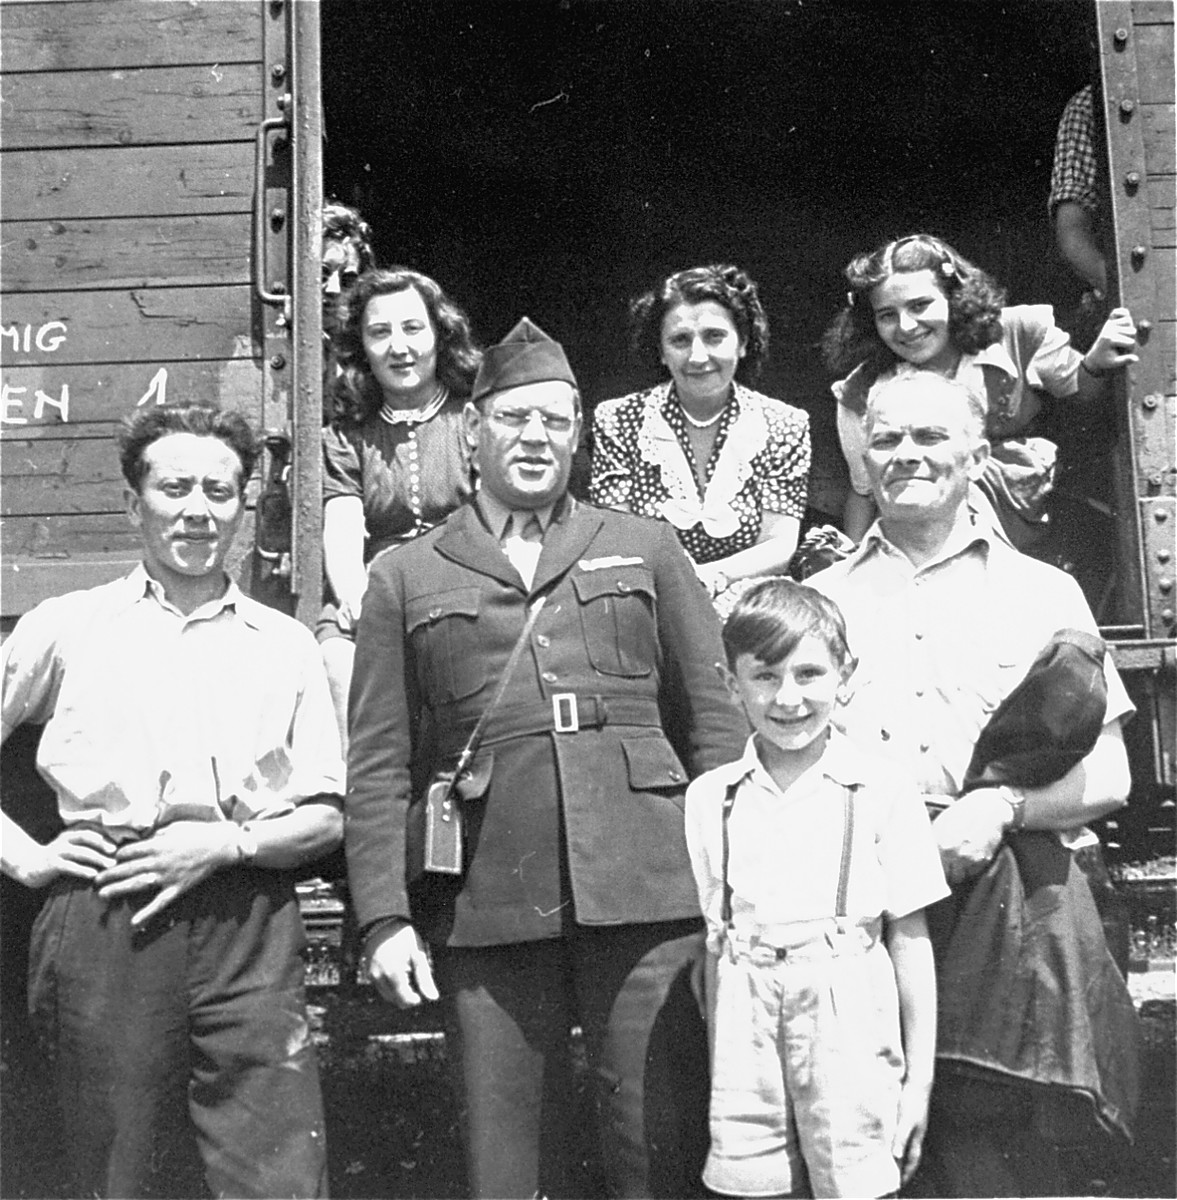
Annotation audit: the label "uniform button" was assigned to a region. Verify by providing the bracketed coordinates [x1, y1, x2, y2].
[617, 581, 631, 593]
[542, 671, 558, 683]
[429, 607, 442, 620]
[668, 769, 683, 782]
[914, 631, 925, 640]
[920, 743, 930, 753]
[880, 729, 891, 741]
[536, 634, 551, 647]
[915, 688, 924, 698]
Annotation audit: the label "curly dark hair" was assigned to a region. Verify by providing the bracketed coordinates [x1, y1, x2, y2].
[330, 268, 482, 425]
[118, 401, 260, 494]
[630, 263, 770, 384]
[321, 202, 375, 274]
[820, 234, 1006, 378]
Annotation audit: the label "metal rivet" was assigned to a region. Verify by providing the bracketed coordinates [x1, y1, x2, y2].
[1158, 549, 1172, 564]
[1155, 508, 1169, 522]
[1142, 394, 1160, 410]
[1114, 27, 1129, 46]
[269, 354, 286, 370]
[1120, 98, 1136, 116]
[1159, 578, 1174, 593]
[270, 281, 287, 295]
[1149, 472, 1164, 488]
[1125, 170, 1141, 189]
[269, 207, 285, 229]
[1162, 608, 1175, 625]
[270, 64, 286, 82]
[1137, 319, 1153, 334]
[1131, 244, 1148, 263]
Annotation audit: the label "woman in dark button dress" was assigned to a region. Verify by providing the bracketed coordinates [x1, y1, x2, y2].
[319, 267, 480, 746]
[590, 264, 810, 616]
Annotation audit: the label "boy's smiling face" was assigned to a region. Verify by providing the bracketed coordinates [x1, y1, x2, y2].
[724, 634, 850, 773]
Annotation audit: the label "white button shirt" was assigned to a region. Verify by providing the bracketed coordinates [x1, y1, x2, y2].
[810, 511, 1133, 798]
[2, 566, 344, 830]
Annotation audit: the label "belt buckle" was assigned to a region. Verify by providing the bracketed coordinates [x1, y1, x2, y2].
[552, 693, 579, 733]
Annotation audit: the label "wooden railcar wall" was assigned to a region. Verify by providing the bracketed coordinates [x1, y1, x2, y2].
[0, 0, 271, 620]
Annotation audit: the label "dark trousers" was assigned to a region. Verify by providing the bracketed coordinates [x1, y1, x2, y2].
[28, 869, 328, 1199]
[904, 1072, 1068, 1198]
[434, 920, 709, 1199]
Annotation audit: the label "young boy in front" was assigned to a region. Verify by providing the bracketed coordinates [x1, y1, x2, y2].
[685, 579, 949, 1198]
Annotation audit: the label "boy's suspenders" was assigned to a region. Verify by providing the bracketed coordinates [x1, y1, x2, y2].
[720, 781, 858, 933]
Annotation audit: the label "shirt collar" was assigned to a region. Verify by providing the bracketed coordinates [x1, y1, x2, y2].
[856, 500, 998, 572]
[130, 563, 254, 626]
[966, 338, 1020, 382]
[476, 488, 560, 540]
[727, 728, 872, 797]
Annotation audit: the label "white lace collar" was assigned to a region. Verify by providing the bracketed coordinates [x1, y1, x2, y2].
[635, 382, 770, 538]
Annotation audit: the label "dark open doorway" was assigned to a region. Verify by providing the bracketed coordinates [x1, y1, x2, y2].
[320, 0, 1093, 514]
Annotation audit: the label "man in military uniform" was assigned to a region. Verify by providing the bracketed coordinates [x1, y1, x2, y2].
[346, 317, 746, 1198]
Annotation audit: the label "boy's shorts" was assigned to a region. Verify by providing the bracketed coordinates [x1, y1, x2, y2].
[705, 921, 904, 1199]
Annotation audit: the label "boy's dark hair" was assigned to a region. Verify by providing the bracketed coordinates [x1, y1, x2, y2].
[722, 578, 853, 671]
[118, 401, 261, 494]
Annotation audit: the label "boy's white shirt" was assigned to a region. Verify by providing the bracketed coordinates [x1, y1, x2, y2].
[684, 731, 949, 954]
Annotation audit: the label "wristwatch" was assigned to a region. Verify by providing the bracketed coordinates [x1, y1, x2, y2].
[998, 785, 1026, 832]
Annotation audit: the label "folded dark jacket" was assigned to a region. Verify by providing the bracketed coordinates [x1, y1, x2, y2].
[932, 629, 1140, 1142]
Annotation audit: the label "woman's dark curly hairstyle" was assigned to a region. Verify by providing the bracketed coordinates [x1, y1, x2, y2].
[630, 263, 770, 384]
[118, 401, 260, 494]
[321, 202, 375, 275]
[330, 268, 482, 425]
[820, 234, 1006, 378]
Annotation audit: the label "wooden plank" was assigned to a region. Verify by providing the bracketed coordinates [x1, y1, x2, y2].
[0, 1, 262, 72]
[1, 214, 252, 292]
[2, 505, 264, 561]
[0, 360, 264, 429]
[0, 426, 263, 519]
[0, 287, 256, 364]
[1132, 0, 1175, 25]
[1148, 177, 1176, 246]
[1, 144, 253, 220]
[2, 429, 139, 515]
[1, 421, 265, 518]
[1135, 24, 1176, 103]
[0, 64, 263, 150]
[1138, 246, 1177, 313]
[1, 514, 141, 560]
[1142, 104, 1175, 172]
[2, 555, 144, 619]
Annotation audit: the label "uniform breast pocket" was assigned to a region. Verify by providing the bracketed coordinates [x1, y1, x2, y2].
[406, 587, 488, 702]
[572, 567, 657, 677]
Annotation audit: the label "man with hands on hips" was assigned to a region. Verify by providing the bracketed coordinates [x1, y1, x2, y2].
[1, 401, 344, 1200]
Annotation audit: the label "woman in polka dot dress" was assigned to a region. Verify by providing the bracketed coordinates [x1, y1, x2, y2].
[590, 264, 811, 614]
[319, 268, 480, 747]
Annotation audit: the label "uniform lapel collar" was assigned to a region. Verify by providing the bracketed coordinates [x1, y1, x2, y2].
[435, 497, 608, 594]
[435, 501, 521, 587]
[531, 498, 604, 593]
